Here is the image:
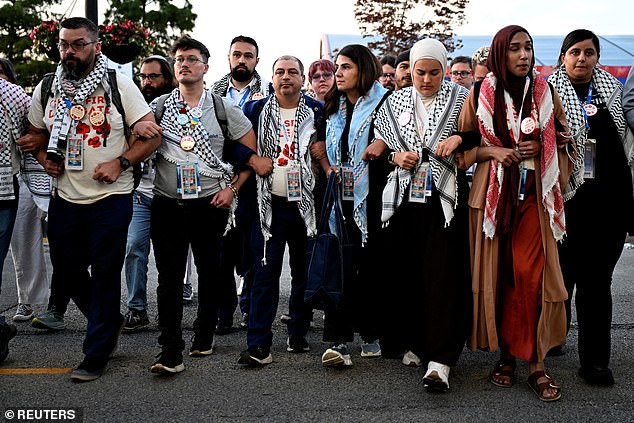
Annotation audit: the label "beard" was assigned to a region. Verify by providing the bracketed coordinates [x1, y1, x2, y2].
[61, 54, 92, 80]
[231, 65, 254, 83]
[142, 84, 172, 103]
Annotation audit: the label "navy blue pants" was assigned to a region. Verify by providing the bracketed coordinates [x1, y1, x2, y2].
[47, 194, 131, 359]
[247, 197, 311, 349]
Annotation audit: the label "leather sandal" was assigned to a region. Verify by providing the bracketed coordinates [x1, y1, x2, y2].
[528, 370, 562, 402]
[490, 359, 516, 388]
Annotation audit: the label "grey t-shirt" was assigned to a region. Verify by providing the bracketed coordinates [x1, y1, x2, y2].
[151, 92, 252, 199]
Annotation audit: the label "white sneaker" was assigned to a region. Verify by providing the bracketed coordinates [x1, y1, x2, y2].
[14, 304, 34, 322]
[322, 344, 353, 367]
[402, 350, 422, 367]
[360, 340, 381, 357]
[423, 361, 450, 392]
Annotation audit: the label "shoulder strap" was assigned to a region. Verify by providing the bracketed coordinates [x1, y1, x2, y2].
[106, 69, 129, 137]
[154, 93, 170, 125]
[210, 92, 230, 142]
[40, 72, 56, 112]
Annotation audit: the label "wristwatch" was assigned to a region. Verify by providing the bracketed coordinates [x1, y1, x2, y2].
[117, 155, 131, 171]
[388, 152, 396, 165]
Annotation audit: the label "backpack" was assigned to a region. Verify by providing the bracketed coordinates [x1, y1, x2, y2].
[40, 69, 142, 187]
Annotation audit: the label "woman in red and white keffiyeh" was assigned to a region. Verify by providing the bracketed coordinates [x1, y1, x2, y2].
[456, 25, 573, 402]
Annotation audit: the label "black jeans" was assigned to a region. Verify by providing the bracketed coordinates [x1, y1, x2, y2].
[151, 195, 228, 352]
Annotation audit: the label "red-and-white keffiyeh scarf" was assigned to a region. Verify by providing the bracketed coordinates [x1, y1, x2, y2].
[477, 73, 566, 241]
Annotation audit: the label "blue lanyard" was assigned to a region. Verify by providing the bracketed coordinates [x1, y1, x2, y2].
[229, 86, 251, 107]
[578, 82, 593, 129]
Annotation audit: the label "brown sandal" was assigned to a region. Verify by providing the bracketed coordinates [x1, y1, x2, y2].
[490, 359, 516, 388]
[528, 370, 562, 402]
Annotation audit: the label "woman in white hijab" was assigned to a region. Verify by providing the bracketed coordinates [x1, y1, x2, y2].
[371, 39, 472, 393]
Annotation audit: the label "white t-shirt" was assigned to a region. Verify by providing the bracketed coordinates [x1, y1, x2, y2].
[29, 72, 150, 204]
[271, 107, 297, 197]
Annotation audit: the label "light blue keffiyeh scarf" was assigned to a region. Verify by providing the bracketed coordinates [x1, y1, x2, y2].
[326, 81, 387, 242]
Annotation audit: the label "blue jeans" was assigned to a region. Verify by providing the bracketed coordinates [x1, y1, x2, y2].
[247, 197, 311, 349]
[47, 194, 132, 359]
[124, 191, 152, 311]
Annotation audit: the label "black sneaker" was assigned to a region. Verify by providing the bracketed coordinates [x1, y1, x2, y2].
[238, 346, 272, 367]
[579, 366, 615, 386]
[286, 335, 310, 353]
[123, 309, 150, 332]
[280, 313, 291, 324]
[150, 350, 185, 375]
[189, 335, 214, 357]
[0, 323, 17, 365]
[214, 320, 233, 335]
[70, 355, 108, 382]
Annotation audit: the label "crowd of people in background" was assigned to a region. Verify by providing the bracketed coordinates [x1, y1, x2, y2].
[1, 17, 633, 403]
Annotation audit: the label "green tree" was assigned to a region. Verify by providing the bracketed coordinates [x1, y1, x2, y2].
[0, 0, 61, 90]
[354, 0, 469, 56]
[103, 0, 197, 56]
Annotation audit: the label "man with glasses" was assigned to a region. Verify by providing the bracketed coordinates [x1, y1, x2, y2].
[379, 55, 397, 91]
[135, 35, 257, 375]
[210, 35, 271, 336]
[449, 56, 474, 89]
[21, 17, 160, 381]
[121, 55, 178, 332]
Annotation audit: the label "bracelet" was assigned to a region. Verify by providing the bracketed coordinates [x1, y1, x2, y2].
[228, 183, 238, 196]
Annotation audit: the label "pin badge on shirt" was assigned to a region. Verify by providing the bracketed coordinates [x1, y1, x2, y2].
[69, 104, 86, 121]
[520, 117, 536, 134]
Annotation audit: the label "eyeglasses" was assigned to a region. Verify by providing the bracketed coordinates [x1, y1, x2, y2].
[136, 73, 163, 81]
[380, 73, 395, 79]
[174, 56, 207, 66]
[450, 71, 471, 78]
[57, 40, 98, 52]
[311, 72, 333, 81]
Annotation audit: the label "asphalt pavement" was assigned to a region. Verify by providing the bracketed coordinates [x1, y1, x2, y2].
[0, 242, 633, 423]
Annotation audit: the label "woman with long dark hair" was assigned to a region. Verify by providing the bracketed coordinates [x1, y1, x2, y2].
[549, 29, 634, 386]
[320, 44, 387, 367]
[458, 25, 572, 401]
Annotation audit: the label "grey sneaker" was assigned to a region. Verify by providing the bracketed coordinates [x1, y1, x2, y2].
[14, 304, 34, 322]
[31, 307, 66, 330]
[402, 350, 422, 367]
[183, 283, 194, 302]
[360, 340, 382, 357]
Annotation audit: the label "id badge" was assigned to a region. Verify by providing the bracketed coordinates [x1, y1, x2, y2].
[518, 165, 528, 201]
[409, 163, 428, 203]
[584, 139, 596, 179]
[423, 162, 433, 197]
[0, 165, 13, 197]
[342, 163, 354, 201]
[286, 163, 302, 202]
[66, 136, 83, 171]
[177, 162, 201, 199]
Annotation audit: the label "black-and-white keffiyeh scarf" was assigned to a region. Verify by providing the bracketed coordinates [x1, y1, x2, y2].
[548, 65, 634, 201]
[0, 78, 31, 200]
[211, 71, 266, 99]
[257, 95, 317, 245]
[155, 89, 233, 181]
[373, 81, 468, 225]
[47, 53, 108, 157]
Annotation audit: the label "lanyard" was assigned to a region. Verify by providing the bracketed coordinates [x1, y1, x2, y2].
[509, 77, 531, 142]
[578, 82, 593, 129]
[230, 86, 251, 107]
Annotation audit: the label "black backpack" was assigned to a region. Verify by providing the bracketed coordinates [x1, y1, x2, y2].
[40, 69, 142, 187]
